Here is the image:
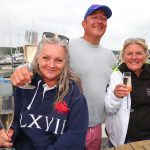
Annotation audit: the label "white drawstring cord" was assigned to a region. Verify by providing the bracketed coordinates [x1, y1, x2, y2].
[27, 80, 41, 110]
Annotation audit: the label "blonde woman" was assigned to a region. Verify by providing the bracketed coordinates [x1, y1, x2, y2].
[0, 34, 88, 150]
[105, 38, 150, 147]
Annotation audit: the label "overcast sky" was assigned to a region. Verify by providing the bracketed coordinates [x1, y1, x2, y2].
[0, 0, 150, 50]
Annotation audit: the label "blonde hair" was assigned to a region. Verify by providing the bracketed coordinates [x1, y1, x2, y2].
[120, 38, 148, 63]
[31, 36, 82, 102]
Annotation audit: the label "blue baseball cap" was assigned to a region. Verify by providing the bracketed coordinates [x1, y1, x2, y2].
[84, 4, 112, 20]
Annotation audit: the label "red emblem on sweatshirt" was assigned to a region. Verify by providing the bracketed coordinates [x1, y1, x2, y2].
[54, 101, 69, 113]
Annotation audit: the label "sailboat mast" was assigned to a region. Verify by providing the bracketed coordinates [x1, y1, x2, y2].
[8, 21, 13, 55]
[8, 21, 13, 67]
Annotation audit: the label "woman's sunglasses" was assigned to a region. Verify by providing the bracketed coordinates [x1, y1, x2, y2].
[42, 32, 69, 44]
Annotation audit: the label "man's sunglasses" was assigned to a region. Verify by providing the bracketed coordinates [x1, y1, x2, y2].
[42, 32, 69, 44]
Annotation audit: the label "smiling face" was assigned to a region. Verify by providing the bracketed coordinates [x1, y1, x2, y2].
[82, 10, 107, 44]
[37, 43, 66, 86]
[122, 43, 148, 76]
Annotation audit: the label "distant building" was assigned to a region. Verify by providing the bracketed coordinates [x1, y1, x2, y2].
[0, 46, 25, 67]
[0, 46, 23, 55]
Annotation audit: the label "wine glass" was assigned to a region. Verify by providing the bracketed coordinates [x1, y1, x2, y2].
[19, 63, 35, 89]
[123, 72, 134, 112]
[0, 80, 15, 150]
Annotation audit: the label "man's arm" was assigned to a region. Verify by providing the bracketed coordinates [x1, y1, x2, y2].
[11, 64, 32, 86]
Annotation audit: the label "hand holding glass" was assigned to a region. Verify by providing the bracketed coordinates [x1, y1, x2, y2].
[0, 78, 15, 150]
[19, 63, 35, 89]
[0, 96, 15, 150]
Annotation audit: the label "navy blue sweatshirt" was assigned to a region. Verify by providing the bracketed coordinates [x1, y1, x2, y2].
[12, 74, 88, 150]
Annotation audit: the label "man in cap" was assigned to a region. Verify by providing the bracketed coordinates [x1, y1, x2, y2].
[11, 4, 116, 150]
[68, 4, 116, 150]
